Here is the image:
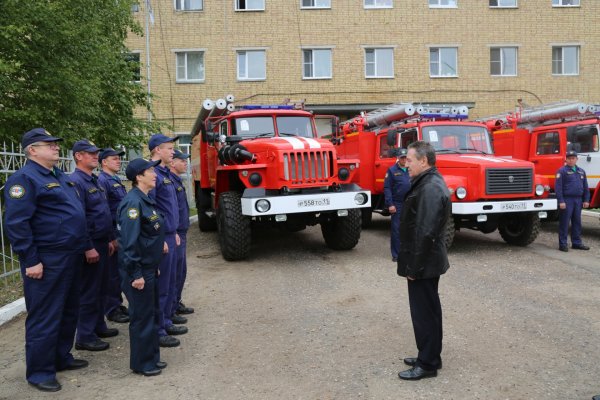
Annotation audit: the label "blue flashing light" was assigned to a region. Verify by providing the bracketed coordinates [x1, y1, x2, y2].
[420, 113, 468, 120]
[241, 105, 295, 110]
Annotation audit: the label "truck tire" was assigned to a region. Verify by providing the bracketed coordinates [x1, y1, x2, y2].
[321, 209, 362, 250]
[361, 208, 373, 228]
[196, 187, 217, 232]
[444, 216, 456, 250]
[498, 212, 540, 246]
[217, 192, 251, 260]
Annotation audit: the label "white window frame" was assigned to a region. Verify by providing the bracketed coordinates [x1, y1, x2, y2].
[175, 0, 203, 11]
[428, 0, 457, 8]
[301, 0, 331, 9]
[302, 47, 333, 80]
[489, 0, 517, 7]
[235, 0, 265, 11]
[489, 46, 518, 77]
[174, 49, 206, 83]
[429, 46, 458, 78]
[363, 47, 395, 78]
[552, 0, 579, 7]
[551, 45, 580, 76]
[236, 49, 267, 81]
[364, 0, 393, 9]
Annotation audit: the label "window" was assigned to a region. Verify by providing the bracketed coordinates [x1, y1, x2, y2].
[567, 125, 599, 153]
[429, 47, 457, 77]
[490, 47, 517, 76]
[536, 132, 560, 155]
[364, 0, 393, 8]
[552, 0, 579, 6]
[365, 48, 394, 78]
[301, 0, 331, 8]
[489, 0, 517, 7]
[429, 0, 457, 7]
[237, 50, 266, 80]
[175, 0, 203, 11]
[276, 117, 314, 138]
[125, 52, 141, 82]
[132, 3, 140, 12]
[552, 46, 579, 75]
[303, 49, 332, 79]
[236, 0, 265, 10]
[176, 51, 204, 82]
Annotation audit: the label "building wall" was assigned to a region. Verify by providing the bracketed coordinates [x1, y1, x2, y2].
[126, 0, 600, 133]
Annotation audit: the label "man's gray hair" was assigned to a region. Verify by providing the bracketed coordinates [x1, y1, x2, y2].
[408, 140, 436, 166]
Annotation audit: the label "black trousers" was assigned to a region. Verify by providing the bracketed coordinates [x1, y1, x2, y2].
[407, 277, 443, 371]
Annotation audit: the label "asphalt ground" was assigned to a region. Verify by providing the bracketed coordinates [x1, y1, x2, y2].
[0, 213, 599, 400]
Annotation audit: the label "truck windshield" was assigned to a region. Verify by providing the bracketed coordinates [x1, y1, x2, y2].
[422, 125, 492, 154]
[234, 116, 315, 139]
[276, 116, 314, 138]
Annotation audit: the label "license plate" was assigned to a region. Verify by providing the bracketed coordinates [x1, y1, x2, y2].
[501, 201, 527, 211]
[297, 197, 330, 208]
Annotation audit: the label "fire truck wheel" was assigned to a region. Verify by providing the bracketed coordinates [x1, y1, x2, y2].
[217, 192, 251, 261]
[498, 212, 540, 246]
[321, 209, 362, 250]
[197, 187, 217, 232]
[444, 216, 456, 250]
[360, 209, 373, 228]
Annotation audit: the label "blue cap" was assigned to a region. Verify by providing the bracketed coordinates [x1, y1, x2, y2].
[566, 150, 578, 157]
[99, 147, 125, 162]
[21, 128, 63, 148]
[72, 139, 100, 153]
[396, 148, 408, 157]
[173, 149, 190, 160]
[125, 158, 161, 181]
[148, 134, 179, 151]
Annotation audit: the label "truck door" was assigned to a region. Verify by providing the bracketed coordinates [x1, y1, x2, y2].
[567, 123, 600, 190]
[529, 130, 564, 188]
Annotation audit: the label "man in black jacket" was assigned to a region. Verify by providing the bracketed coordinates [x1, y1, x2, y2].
[397, 141, 451, 381]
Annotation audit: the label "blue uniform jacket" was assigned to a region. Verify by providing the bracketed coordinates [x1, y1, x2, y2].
[117, 187, 166, 281]
[4, 160, 87, 268]
[172, 173, 190, 233]
[98, 171, 127, 235]
[149, 164, 179, 234]
[69, 168, 114, 249]
[383, 163, 411, 206]
[555, 165, 590, 203]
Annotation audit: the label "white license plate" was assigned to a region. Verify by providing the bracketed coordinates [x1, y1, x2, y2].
[297, 197, 330, 208]
[501, 202, 527, 211]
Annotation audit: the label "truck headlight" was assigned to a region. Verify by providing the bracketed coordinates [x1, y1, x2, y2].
[255, 199, 270, 213]
[456, 187, 467, 199]
[535, 184, 544, 196]
[354, 193, 368, 205]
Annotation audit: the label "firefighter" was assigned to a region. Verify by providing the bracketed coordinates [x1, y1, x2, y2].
[555, 150, 590, 252]
[383, 148, 411, 262]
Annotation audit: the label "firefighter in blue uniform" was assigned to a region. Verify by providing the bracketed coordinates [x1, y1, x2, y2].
[98, 148, 130, 324]
[383, 148, 411, 262]
[70, 140, 118, 352]
[118, 158, 167, 376]
[556, 150, 590, 252]
[148, 134, 187, 348]
[4, 128, 89, 392]
[170, 150, 195, 319]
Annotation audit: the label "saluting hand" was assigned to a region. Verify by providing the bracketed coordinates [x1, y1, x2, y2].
[25, 263, 44, 279]
[85, 248, 100, 264]
[132, 277, 145, 290]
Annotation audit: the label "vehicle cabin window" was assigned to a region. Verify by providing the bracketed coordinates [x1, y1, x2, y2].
[421, 125, 492, 153]
[379, 135, 392, 158]
[233, 117, 275, 138]
[567, 125, 599, 153]
[276, 116, 314, 138]
[535, 132, 560, 155]
[400, 130, 418, 149]
[467, 131, 488, 151]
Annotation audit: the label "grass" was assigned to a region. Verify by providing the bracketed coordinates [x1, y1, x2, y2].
[0, 273, 23, 308]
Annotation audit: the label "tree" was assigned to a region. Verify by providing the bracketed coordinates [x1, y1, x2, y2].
[0, 0, 164, 150]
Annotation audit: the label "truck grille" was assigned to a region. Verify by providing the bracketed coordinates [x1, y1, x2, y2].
[486, 168, 533, 195]
[283, 151, 333, 183]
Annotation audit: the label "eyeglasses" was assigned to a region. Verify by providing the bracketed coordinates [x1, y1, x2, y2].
[31, 143, 60, 149]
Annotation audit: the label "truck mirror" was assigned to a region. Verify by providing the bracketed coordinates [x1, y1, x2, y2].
[387, 129, 398, 147]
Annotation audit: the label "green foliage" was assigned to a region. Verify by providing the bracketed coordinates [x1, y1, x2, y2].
[0, 0, 164, 150]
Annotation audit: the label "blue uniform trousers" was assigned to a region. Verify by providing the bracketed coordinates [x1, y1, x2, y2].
[158, 233, 178, 336]
[559, 197, 583, 248]
[23, 252, 82, 384]
[121, 268, 160, 372]
[390, 202, 403, 260]
[104, 250, 123, 316]
[76, 239, 109, 342]
[175, 232, 187, 306]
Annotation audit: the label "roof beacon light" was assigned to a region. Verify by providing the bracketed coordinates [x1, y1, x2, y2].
[241, 105, 295, 110]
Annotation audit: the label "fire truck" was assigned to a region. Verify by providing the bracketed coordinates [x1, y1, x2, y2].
[333, 103, 556, 247]
[189, 97, 371, 261]
[480, 100, 600, 210]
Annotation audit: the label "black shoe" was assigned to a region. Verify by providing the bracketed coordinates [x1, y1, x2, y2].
[572, 244, 590, 250]
[170, 314, 187, 324]
[57, 359, 89, 371]
[392, 257, 397, 262]
[75, 339, 109, 351]
[177, 302, 195, 315]
[398, 366, 437, 380]
[119, 305, 129, 315]
[107, 309, 130, 323]
[165, 325, 188, 336]
[559, 246, 568, 252]
[592, 395, 600, 400]
[403, 357, 442, 369]
[96, 327, 119, 338]
[156, 361, 168, 369]
[133, 368, 162, 377]
[159, 335, 180, 348]
[29, 379, 62, 392]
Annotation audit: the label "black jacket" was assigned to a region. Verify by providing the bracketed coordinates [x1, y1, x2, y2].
[397, 167, 451, 279]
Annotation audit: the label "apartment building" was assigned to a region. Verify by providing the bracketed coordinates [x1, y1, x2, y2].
[126, 0, 600, 141]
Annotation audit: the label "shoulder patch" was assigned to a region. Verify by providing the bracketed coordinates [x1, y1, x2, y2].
[9, 185, 25, 199]
[127, 208, 139, 220]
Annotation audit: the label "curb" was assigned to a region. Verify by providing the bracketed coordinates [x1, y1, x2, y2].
[0, 214, 201, 327]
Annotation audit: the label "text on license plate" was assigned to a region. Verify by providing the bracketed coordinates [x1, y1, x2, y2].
[298, 198, 330, 208]
[501, 202, 527, 211]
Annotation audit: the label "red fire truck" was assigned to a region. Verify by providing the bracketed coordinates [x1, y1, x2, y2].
[480, 101, 600, 210]
[190, 98, 371, 261]
[333, 103, 556, 247]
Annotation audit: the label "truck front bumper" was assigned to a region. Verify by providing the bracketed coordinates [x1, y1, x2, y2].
[241, 185, 371, 217]
[452, 198, 557, 215]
